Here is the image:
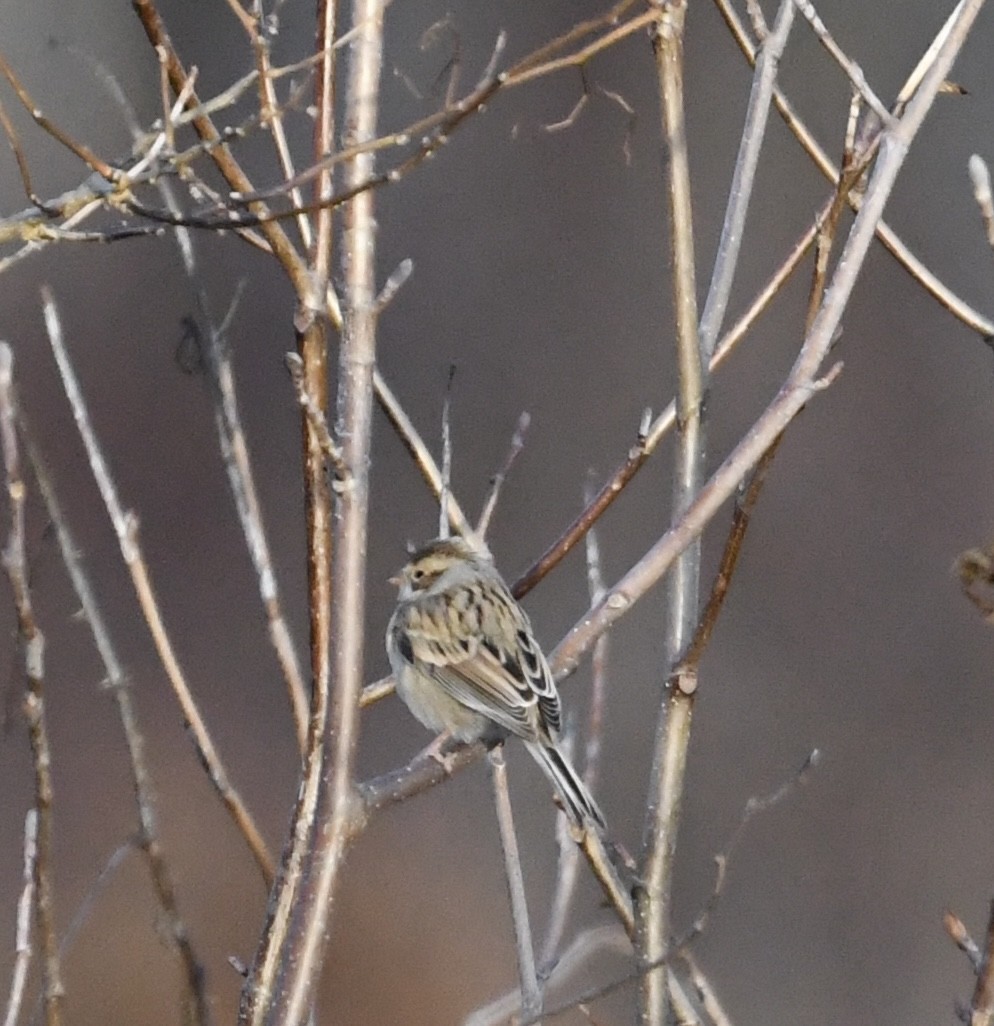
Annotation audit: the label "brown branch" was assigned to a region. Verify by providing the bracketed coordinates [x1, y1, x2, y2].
[971, 902, 994, 1026]
[286, 352, 351, 483]
[638, 2, 707, 1019]
[240, 0, 381, 1021]
[130, 0, 313, 299]
[511, 195, 824, 603]
[0, 345, 63, 1026]
[0, 51, 117, 181]
[0, 94, 41, 207]
[312, 0, 338, 296]
[42, 289, 275, 886]
[947, 910, 984, 971]
[19, 417, 212, 1026]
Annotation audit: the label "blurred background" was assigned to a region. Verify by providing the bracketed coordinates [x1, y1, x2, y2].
[0, 0, 992, 1023]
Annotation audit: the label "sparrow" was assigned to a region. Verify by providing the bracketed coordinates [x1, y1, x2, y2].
[386, 536, 605, 831]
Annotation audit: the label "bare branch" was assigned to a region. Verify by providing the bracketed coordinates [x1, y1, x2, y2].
[41, 288, 275, 885]
[374, 258, 413, 313]
[286, 352, 352, 484]
[3, 810, 37, 1026]
[19, 419, 212, 1025]
[439, 365, 455, 540]
[678, 751, 820, 948]
[359, 0, 987, 854]
[541, 485, 612, 972]
[477, 411, 530, 539]
[699, 0, 795, 359]
[0, 51, 117, 181]
[947, 910, 985, 973]
[970, 901, 994, 1026]
[466, 925, 630, 1026]
[373, 368, 474, 538]
[0, 344, 63, 1026]
[712, 0, 994, 338]
[241, 1, 383, 1020]
[679, 952, 734, 1026]
[969, 154, 994, 253]
[791, 0, 892, 125]
[639, 4, 705, 1020]
[490, 747, 542, 1023]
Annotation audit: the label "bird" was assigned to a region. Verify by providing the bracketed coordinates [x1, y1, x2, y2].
[386, 535, 605, 831]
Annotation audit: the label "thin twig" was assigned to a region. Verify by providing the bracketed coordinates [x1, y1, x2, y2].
[3, 810, 37, 1026]
[374, 258, 413, 313]
[791, 0, 892, 125]
[204, 322, 312, 753]
[490, 747, 542, 1024]
[465, 925, 630, 1026]
[968, 155, 994, 252]
[513, 947, 693, 1026]
[0, 51, 117, 181]
[946, 910, 984, 973]
[699, 0, 795, 360]
[477, 412, 530, 540]
[439, 365, 455, 540]
[19, 419, 212, 1026]
[540, 493, 610, 971]
[679, 952, 734, 1026]
[677, 750, 820, 948]
[41, 288, 275, 885]
[969, 900, 994, 1026]
[372, 368, 474, 539]
[0, 345, 62, 1026]
[554, 0, 986, 673]
[712, 0, 994, 338]
[511, 204, 820, 601]
[286, 352, 352, 483]
[131, 0, 314, 298]
[156, 150, 312, 753]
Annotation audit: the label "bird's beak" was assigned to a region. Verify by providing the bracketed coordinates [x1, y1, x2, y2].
[388, 573, 402, 587]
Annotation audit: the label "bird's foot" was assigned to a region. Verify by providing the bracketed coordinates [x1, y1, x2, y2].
[419, 731, 457, 773]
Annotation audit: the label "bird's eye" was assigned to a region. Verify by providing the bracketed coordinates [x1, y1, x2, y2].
[412, 568, 425, 581]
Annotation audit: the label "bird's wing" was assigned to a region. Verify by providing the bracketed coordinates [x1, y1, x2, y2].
[398, 585, 563, 742]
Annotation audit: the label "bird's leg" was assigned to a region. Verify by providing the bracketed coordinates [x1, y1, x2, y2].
[419, 730, 457, 773]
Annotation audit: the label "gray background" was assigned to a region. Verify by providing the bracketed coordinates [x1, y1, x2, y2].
[0, 1, 992, 1023]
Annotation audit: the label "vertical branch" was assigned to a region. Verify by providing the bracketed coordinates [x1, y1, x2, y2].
[0, 345, 63, 1026]
[312, 0, 337, 293]
[242, 3, 383, 1024]
[3, 810, 37, 1026]
[541, 490, 609, 970]
[203, 322, 310, 754]
[638, 4, 701, 1024]
[489, 747, 542, 1023]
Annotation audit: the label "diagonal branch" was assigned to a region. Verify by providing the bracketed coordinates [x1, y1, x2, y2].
[41, 289, 275, 886]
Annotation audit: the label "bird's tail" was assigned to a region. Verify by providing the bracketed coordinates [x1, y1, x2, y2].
[526, 741, 606, 831]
